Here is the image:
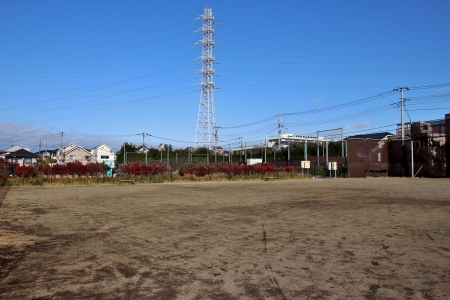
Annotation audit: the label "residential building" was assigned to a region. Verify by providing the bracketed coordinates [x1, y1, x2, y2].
[62, 146, 93, 165]
[396, 118, 446, 147]
[7, 146, 31, 152]
[35, 149, 58, 163]
[5, 149, 39, 165]
[90, 144, 115, 176]
[136, 145, 149, 154]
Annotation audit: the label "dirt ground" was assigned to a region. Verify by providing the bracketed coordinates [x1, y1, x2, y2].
[0, 178, 449, 300]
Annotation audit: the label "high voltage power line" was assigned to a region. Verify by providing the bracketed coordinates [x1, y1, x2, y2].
[1, 4, 449, 151]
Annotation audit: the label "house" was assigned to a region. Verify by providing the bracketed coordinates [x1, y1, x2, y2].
[90, 144, 115, 176]
[60, 143, 77, 153]
[396, 119, 446, 147]
[35, 149, 58, 163]
[392, 114, 449, 177]
[6, 146, 31, 152]
[63, 146, 93, 165]
[346, 132, 392, 177]
[5, 149, 39, 165]
[136, 145, 149, 154]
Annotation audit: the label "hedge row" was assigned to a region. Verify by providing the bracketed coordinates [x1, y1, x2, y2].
[119, 162, 167, 176]
[0, 159, 110, 178]
[179, 162, 293, 177]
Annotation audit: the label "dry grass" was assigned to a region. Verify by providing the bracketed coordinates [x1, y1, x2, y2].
[3, 171, 313, 187]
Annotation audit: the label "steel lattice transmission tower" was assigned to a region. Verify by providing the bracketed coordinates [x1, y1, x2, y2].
[194, 7, 218, 150]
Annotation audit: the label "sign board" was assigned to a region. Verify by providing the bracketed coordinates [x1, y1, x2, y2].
[301, 161, 310, 169]
[246, 158, 262, 165]
[328, 162, 337, 170]
[104, 161, 113, 177]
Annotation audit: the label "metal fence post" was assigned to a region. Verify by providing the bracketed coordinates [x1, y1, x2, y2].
[411, 139, 414, 178]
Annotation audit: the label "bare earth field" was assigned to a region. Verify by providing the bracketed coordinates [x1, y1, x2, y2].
[0, 178, 449, 300]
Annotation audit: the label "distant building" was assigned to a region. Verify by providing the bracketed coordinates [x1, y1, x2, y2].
[396, 118, 446, 147]
[7, 146, 31, 152]
[136, 145, 149, 154]
[90, 144, 115, 176]
[63, 146, 93, 165]
[5, 149, 39, 165]
[35, 149, 58, 163]
[266, 134, 325, 149]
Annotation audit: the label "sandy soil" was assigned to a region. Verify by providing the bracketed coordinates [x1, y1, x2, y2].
[0, 178, 449, 299]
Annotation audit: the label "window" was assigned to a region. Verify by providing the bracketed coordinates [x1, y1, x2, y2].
[85, 156, 91, 161]
[101, 155, 109, 159]
[70, 155, 76, 160]
[24, 157, 32, 163]
[433, 140, 441, 147]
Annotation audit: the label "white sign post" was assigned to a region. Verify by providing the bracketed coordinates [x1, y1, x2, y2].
[328, 162, 337, 178]
[301, 161, 310, 177]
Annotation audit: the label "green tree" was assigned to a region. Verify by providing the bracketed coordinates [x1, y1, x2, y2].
[116, 143, 138, 163]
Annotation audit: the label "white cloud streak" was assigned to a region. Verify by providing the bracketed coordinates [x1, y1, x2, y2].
[343, 121, 371, 130]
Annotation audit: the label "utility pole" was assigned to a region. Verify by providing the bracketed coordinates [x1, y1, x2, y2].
[304, 138, 307, 161]
[264, 139, 267, 162]
[167, 144, 169, 169]
[287, 133, 290, 165]
[341, 127, 344, 159]
[59, 132, 64, 164]
[46, 137, 48, 162]
[277, 114, 283, 151]
[244, 141, 247, 162]
[316, 131, 319, 166]
[239, 137, 243, 162]
[393, 87, 409, 145]
[214, 126, 218, 162]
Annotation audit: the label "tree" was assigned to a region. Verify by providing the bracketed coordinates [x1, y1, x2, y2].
[116, 143, 138, 163]
[0, 158, 15, 176]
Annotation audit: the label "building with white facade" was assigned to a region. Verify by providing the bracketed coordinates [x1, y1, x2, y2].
[90, 144, 115, 176]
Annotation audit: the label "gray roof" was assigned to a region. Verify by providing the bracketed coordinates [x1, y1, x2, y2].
[5, 149, 39, 158]
[347, 132, 393, 140]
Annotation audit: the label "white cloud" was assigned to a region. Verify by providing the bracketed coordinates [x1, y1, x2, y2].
[431, 86, 450, 95]
[0, 123, 50, 150]
[0, 122, 122, 151]
[310, 97, 323, 103]
[343, 121, 371, 130]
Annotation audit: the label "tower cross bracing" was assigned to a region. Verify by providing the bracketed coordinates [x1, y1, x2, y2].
[194, 7, 217, 150]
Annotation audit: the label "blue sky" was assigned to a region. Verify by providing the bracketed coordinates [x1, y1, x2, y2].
[1, 0, 449, 151]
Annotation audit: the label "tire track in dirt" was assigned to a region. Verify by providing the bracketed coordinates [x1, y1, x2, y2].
[261, 203, 301, 300]
[261, 203, 301, 253]
[0, 187, 10, 208]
